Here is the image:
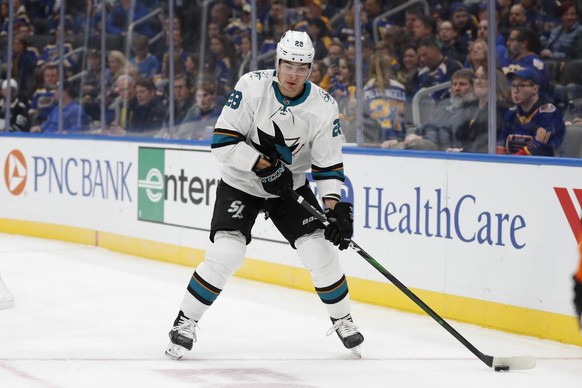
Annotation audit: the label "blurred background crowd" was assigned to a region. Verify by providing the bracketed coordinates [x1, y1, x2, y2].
[1, 0, 582, 156]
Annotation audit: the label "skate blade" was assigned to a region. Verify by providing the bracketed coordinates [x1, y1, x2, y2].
[165, 342, 186, 360]
[350, 345, 362, 358]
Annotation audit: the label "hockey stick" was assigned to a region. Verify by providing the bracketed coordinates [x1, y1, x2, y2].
[289, 190, 536, 371]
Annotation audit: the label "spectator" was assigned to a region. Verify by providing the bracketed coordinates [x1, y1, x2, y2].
[151, 15, 181, 62]
[361, 0, 390, 41]
[395, 46, 420, 99]
[306, 17, 332, 60]
[177, 81, 222, 140]
[520, 0, 544, 33]
[225, 3, 263, 45]
[476, 17, 507, 64]
[541, 2, 582, 63]
[81, 49, 103, 122]
[30, 81, 91, 133]
[332, 1, 357, 44]
[262, 0, 299, 39]
[107, 0, 159, 38]
[209, 2, 232, 32]
[156, 50, 185, 97]
[382, 26, 410, 64]
[449, 2, 478, 46]
[507, 4, 529, 31]
[404, 7, 421, 37]
[184, 53, 201, 85]
[503, 27, 550, 96]
[0, 79, 30, 132]
[309, 60, 327, 86]
[130, 34, 161, 80]
[81, 49, 102, 99]
[36, 26, 76, 73]
[416, 38, 463, 101]
[327, 56, 355, 111]
[72, 0, 102, 36]
[438, 20, 467, 64]
[235, 34, 252, 80]
[6, 34, 36, 100]
[465, 38, 488, 71]
[453, 64, 511, 153]
[104, 50, 130, 103]
[1, 0, 31, 36]
[359, 53, 407, 146]
[206, 35, 235, 97]
[128, 78, 166, 135]
[294, 0, 332, 34]
[157, 28, 190, 90]
[497, 68, 565, 156]
[405, 68, 476, 151]
[412, 15, 435, 44]
[22, 0, 55, 35]
[28, 63, 58, 126]
[108, 74, 137, 134]
[169, 73, 195, 127]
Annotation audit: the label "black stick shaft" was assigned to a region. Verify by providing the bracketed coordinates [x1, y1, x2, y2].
[290, 190, 494, 367]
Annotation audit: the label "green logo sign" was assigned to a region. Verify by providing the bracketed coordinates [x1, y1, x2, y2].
[138, 148, 165, 222]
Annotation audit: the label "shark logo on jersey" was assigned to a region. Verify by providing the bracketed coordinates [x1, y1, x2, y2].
[251, 121, 295, 164]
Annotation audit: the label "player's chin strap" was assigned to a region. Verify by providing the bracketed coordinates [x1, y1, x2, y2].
[287, 188, 536, 371]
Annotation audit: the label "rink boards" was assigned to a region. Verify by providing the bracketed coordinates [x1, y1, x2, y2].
[0, 134, 581, 346]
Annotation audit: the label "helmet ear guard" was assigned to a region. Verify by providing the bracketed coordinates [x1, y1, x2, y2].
[275, 30, 315, 82]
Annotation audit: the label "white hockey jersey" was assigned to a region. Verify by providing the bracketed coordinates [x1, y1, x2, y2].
[212, 70, 345, 202]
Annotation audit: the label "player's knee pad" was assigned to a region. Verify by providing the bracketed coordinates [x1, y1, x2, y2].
[197, 230, 246, 287]
[296, 229, 343, 286]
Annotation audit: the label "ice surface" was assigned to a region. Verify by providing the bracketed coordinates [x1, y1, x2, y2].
[0, 233, 581, 387]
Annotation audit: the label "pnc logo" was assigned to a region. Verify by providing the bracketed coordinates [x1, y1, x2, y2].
[554, 187, 582, 243]
[4, 149, 27, 196]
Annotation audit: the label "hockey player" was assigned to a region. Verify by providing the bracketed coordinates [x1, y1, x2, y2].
[165, 30, 363, 360]
[497, 68, 565, 156]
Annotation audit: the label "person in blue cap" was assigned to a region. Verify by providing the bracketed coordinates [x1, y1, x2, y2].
[497, 68, 565, 156]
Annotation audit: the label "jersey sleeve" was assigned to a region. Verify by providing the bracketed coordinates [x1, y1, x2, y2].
[211, 74, 262, 172]
[310, 102, 345, 203]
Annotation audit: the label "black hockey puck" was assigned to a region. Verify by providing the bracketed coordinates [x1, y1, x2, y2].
[494, 365, 510, 372]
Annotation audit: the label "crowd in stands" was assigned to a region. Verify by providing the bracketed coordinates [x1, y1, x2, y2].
[1, 0, 582, 157]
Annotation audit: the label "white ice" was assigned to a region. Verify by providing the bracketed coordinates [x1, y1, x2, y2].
[0, 232, 581, 388]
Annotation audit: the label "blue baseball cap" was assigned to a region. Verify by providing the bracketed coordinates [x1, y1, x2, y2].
[508, 68, 540, 85]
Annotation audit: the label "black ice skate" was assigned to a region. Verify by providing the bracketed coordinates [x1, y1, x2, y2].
[327, 314, 364, 358]
[165, 311, 199, 360]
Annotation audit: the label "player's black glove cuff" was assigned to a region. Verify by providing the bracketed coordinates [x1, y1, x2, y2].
[324, 202, 353, 250]
[574, 276, 582, 325]
[254, 158, 293, 198]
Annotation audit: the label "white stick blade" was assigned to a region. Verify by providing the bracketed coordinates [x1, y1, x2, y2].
[492, 355, 536, 370]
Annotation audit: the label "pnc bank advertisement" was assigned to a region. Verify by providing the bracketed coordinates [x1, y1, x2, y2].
[0, 137, 581, 320]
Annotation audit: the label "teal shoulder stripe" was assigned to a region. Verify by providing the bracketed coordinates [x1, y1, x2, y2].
[312, 169, 345, 180]
[212, 133, 244, 147]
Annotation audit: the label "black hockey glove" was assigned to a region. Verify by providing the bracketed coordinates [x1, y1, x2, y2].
[574, 277, 582, 329]
[324, 202, 353, 250]
[254, 157, 293, 198]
